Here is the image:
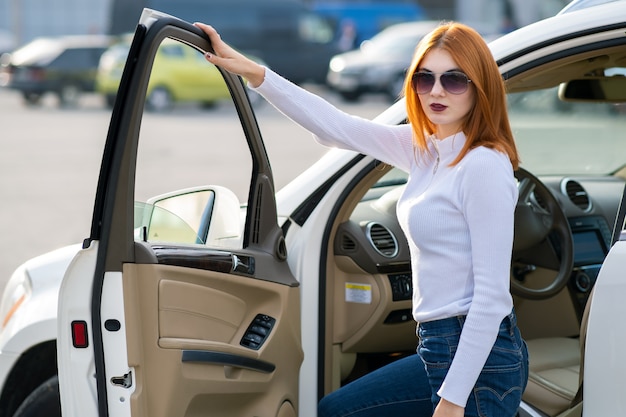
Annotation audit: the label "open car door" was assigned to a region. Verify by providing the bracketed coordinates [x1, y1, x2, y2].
[57, 9, 302, 417]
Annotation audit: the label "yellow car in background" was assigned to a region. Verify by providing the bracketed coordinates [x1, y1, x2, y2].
[96, 38, 262, 111]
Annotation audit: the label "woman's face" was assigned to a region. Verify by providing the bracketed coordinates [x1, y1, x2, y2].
[415, 48, 475, 139]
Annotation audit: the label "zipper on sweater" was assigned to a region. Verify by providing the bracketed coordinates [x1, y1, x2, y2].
[430, 135, 440, 175]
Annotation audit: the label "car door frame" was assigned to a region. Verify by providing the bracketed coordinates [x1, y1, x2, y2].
[57, 9, 301, 417]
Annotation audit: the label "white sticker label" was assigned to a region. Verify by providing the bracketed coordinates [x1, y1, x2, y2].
[345, 283, 372, 304]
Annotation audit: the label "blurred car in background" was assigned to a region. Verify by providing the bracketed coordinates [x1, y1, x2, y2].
[96, 38, 263, 111]
[0, 30, 15, 56]
[326, 20, 440, 102]
[0, 35, 113, 107]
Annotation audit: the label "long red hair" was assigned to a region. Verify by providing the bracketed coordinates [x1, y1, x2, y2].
[404, 22, 519, 169]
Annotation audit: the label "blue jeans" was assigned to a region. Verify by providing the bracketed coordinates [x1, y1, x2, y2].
[318, 310, 528, 417]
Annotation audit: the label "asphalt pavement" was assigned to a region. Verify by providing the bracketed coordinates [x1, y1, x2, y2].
[0, 86, 390, 292]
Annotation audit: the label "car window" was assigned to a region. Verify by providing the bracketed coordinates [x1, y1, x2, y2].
[508, 85, 626, 175]
[298, 12, 334, 44]
[52, 47, 105, 69]
[134, 36, 251, 250]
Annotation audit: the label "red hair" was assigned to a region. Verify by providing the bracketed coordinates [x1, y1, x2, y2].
[404, 22, 519, 169]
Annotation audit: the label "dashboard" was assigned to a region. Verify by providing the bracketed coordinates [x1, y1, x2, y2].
[331, 171, 626, 351]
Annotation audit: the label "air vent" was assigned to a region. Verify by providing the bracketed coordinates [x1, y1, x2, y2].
[366, 222, 399, 258]
[341, 234, 357, 252]
[562, 179, 591, 211]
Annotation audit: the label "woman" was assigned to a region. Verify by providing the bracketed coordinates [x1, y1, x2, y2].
[194, 21, 529, 417]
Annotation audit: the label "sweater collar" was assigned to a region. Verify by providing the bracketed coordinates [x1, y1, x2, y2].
[429, 132, 467, 158]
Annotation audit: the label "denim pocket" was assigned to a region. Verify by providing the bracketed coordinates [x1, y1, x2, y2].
[417, 330, 460, 407]
[417, 336, 456, 369]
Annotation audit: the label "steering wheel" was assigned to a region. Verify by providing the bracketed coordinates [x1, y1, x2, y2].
[511, 168, 574, 300]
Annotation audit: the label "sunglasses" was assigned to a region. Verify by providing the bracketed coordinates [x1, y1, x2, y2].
[412, 70, 472, 95]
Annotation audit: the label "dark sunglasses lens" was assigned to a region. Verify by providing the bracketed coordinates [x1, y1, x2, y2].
[414, 73, 435, 94]
[441, 72, 469, 94]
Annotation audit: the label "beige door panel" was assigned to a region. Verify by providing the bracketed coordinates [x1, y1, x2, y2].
[121, 263, 303, 417]
[331, 258, 415, 353]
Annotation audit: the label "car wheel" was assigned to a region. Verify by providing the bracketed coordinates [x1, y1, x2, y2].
[105, 94, 116, 109]
[12, 376, 61, 417]
[146, 87, 173, 112]
[200, 101, 217, 109]
[339, 91, 362, 102]
[58, 84, 81, 107]
[21, 92, 42, 106]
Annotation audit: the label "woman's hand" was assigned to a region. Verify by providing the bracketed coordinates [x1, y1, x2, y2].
[433, 399, 464, 417]
[193, 22, 266, 87]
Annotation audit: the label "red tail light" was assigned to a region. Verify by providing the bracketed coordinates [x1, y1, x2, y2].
[71, 320, 89, 348]
[28, 68, 45, 81]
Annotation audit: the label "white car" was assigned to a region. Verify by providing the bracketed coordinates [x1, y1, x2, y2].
[1, 2, 626, 416]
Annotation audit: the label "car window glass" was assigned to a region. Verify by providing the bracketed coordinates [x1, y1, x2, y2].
[134, 36, 251, 250]
[52, 48, 95, 69]
[508, 86, 626, 175]
[298, 13, 334, 44]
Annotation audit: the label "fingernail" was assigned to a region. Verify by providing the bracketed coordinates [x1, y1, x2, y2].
[205, 52, 212, 59]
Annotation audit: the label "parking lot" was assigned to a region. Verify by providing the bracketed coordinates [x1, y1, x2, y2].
[0, 87, 389, 290]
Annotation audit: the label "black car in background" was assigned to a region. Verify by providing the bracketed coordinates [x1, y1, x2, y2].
[0, 35, 112, 106]
[326, 21, 441, 102]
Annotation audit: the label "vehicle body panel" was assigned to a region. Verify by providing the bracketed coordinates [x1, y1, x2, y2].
[583, 239, 626, 416]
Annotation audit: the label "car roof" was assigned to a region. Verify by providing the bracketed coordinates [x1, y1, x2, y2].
[9, 35, 112, 66]
[489, 1, 626, 66]
[558, 0, 625, 14]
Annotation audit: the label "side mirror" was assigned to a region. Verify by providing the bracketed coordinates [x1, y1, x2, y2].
[559, 76, 626, 102]
[136, 186, 242, 248]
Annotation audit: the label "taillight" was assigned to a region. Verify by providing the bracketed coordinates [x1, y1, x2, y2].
[71, 320, 89, 348]
[29, 67, 45, 81]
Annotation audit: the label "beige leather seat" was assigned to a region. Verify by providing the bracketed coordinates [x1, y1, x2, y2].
[522, 291, 591, 416]
[523, 337, 581, 415]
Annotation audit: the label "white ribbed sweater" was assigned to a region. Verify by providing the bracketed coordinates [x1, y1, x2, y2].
[253, 68, 518, 408]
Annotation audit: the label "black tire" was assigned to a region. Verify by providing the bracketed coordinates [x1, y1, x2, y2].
[200, 101, 217, 109]
[58, 84, 80, 107]
[22, 92, 42, 106]
[146, 86, 173, 112]
[105, 94, 116, 109]
[339, 90, 362, 102]
[12, 376, 61, 417]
